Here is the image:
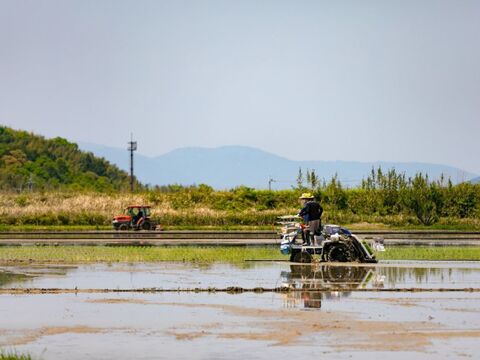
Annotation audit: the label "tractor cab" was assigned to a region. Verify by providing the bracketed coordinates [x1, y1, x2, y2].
[125, 205, 151, 219]
[112, 205, 156, 231]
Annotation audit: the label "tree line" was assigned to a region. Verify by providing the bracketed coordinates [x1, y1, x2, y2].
[146, 168, 479, 226]
[295, 167, 479, 225]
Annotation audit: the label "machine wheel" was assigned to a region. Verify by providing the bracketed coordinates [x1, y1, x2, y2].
[293, 251, 313, 263]
[326, 242, 354, 262]
[141, 221, 152, 231]
[118, 223, 129, 231]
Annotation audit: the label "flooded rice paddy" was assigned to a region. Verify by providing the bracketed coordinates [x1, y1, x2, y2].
[1, 261, 480, 359]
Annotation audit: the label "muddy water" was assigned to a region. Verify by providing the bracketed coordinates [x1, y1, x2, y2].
[1, 262, 480, 359]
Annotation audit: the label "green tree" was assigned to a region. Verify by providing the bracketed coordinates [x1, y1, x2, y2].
[403, 174, 439, 225]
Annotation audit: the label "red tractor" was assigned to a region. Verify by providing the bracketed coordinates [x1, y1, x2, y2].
[112, 205, 157, 231]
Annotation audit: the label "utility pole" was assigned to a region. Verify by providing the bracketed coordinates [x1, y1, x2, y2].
[268, 177, 276, 191]
[128, 134, 137, 192]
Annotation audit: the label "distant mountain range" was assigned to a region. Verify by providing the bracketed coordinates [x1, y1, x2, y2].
[79, 143, 478, 189]
[471, 177, 480, 184]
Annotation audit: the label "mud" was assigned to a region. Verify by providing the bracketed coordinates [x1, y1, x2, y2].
[3, 326, 105, 346]
[86, 298, 150, 304]
[1, 292, 479, 358]
[147, 300, 480, 350]
[1, 261, 480, 359]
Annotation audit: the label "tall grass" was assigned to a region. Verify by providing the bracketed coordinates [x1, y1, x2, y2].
[0, 192, 292, 227]
[1, 190, 479, 230]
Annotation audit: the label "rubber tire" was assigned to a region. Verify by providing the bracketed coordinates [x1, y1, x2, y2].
[293, 251, 313, 263]
[327, 243, 353, 262]
[141, 221, 152, 231]
[118, 223, 129, 231]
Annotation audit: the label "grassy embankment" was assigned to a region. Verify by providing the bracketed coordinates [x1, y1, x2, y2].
[1, 246, 480, 263]
[1, 190, 480, 231]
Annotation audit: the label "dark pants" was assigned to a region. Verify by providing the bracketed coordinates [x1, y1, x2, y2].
[303, 220, 320, 245]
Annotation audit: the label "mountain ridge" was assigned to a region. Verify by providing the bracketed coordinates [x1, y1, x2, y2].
[79, 142, 478, 189]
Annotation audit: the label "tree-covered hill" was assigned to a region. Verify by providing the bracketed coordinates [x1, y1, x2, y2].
[0, 126, 140, 191]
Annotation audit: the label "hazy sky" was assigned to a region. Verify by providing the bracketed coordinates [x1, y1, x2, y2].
[1, 0, 479, 173]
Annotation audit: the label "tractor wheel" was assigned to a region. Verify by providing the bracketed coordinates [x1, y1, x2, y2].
[141, 221, 152, 231]
[326, 242, 354, 262]
[118, 223, 129, 231]
[293, 251, 312, 263]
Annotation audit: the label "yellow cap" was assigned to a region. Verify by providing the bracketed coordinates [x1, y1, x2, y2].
[299, 192, 314, 199]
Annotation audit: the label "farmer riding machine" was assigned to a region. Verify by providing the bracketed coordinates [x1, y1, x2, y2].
[112, 205, 157, 231]
[278, 215, 383, 263]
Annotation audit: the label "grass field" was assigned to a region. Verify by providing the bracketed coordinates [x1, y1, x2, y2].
[1, 246, 480, 264]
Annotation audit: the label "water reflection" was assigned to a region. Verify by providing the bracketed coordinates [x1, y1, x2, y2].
[0, 270, 31, 286]
[280, 265, 377, 309]
[0, 266, 72, 288]
[1, 262, 479, 294]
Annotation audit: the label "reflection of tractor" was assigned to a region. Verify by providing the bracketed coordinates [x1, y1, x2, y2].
[283, 264, 375, 290]
[280, 264, 376, 308]
[112, 205, 157, 231]
[278, 216, 382, 263]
